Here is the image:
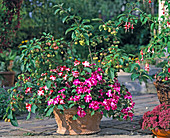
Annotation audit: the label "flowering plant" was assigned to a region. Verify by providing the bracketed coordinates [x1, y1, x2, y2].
[142, 103, 170, 131]
[154, 61, 170, 84]
[4, 59, 135, 126]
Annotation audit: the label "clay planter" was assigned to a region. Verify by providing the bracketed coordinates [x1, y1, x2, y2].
[154, 81, 170, 104]
[53, 107, 102, 135]
[152, 129, 170, 138]
[0, 71, 15, 87]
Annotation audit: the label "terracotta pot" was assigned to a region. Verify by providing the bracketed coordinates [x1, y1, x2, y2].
[53, 107, 102, 135]
[152, 129, 170, 138]
[154, 81, 170, 105]
[0, 71, 15, 87]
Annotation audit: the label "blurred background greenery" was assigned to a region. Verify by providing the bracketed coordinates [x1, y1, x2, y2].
[11, 0, 158, 56]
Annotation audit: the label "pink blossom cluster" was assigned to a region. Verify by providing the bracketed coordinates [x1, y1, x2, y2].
[124, 22, 134, 33]
[32, 60, 135, 120]
[142, 103, 170, 131]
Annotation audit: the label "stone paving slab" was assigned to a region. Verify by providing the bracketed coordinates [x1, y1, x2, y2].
[0, 135, 153, 138]
[0, 94, 159, 138]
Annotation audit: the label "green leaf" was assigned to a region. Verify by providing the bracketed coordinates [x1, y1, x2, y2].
[26, 112, 31, 120]
[80, 105, 85, 109]
[142, 18, 148, 25]
[91, 18, 103, 22]
[31, 104, 37, 114]
[69, 103, 75, 108]
[46, 107, 54, 117]
[54, 9, 61, 15]
[91, 110, 95, 116]
[83, 33, 89, 45]
[131, 73, 140, 81]
[68, 76, 73, 82]
[62, 16, 69, 23]
[11, 118, 18, 127]
[58, 105, 64, 110]
[84, 67, 92, 73]
[82, 19, 90, 24]
[130, 63, 137, 72]
[119, 59, 123, 65]
[151, 23, 154, 31]
[26, 82, 32, 87]
[19, 45, 27, 48]
[65, 27, 76, 35]
[46, 81, 52, 89]
[7, 110, 13, 119]
[73, 114, 78, 120]
[108, 68, 115, 80]
[71, 32, 76, 39]
[117, 14, 126, 19]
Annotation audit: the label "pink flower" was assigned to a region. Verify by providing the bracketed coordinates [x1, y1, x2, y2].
[124, 94, 132, 100]
[82, 61, 90, 67]
[73, 79, 80, 86]
[124, 22, 128, 32]
[25, 87, 32, 94]
[89, 101, 100, 111]
[168, 68, 170, 73]
[49, 90, 54, 95]
[76, 87, 83, 94]
[58, 88, 66, 93]
[72, 71, 79, 78]
[165, 76, 168, 81]
[152, 48, 154, 53]
[131, 24, 134, 33]
[63, 74, 67, 80]
[59, 99, 65, 104]
[61, 93, 66, 99]
[77, 109, 86, 118]
[58, 72, 63, 76]
[26, 103, 31, 112]
[47, 99, 54, 106]
[106, 90, 113, 97]
[128, 22, 131, 29]
[110, 102, 117, 110]
[60, 66, 66, 71]
[140, 50, 143, 55]
[84, 95, 92, 103]
[38, 89, 44, 96]
[43, 85, 48, 90]
[53, 95, 60, 105]
[74, 60, 81, 66]
[41, 73, 47, 76]
[136, 60, 140, 65]
[141, 55, 144, 61]
[74, 95, 80, 102]
[65, 68, 70, 71]
[96, 74, 102, 81]
[145, 63, 149, 72]
[65, 82, 71, 88]
[50, 75, 56, 81]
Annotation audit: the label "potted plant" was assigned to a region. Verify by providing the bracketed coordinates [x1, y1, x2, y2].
[154, 62, 170, 104]
[142, 103, 170, 138]
[0, 49, 17, 87]
[3, 32, 135, 134]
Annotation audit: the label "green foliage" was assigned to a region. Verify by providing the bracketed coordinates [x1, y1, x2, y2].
[14, 0, 131, 47]
[0, 88, 9, 119]
[0, 49, 17, 71]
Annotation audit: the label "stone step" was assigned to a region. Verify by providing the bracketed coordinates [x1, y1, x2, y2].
[117, 67, 160, 94]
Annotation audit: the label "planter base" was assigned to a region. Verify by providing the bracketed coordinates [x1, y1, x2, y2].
[53, 107, 102, 135]
[0, 72, 15, 87]
[152, 129, 170, 138]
